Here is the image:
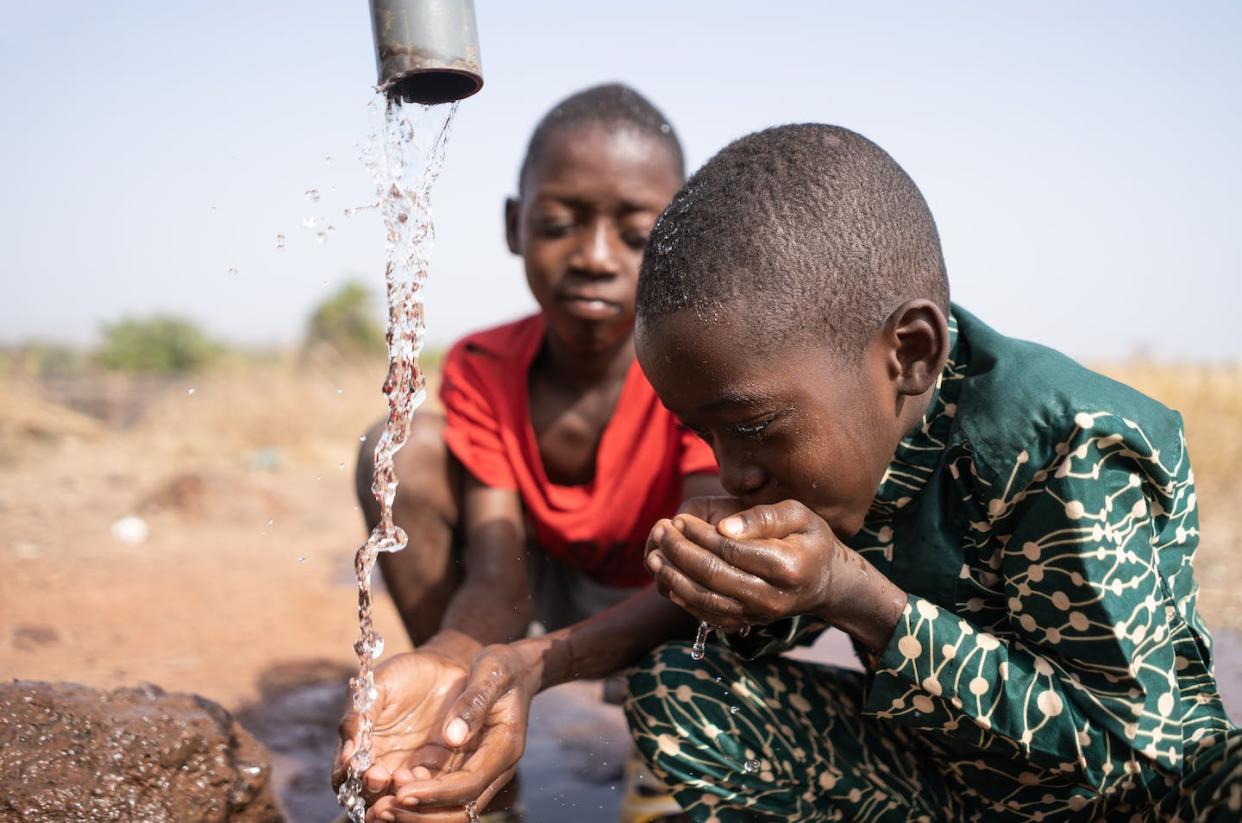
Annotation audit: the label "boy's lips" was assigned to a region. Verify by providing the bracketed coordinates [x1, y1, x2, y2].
[557, 294, 622, 321]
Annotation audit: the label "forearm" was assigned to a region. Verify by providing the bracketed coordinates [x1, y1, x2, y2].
[431, 479, 532, 655]
[435, 567, 532, 654]
[516, 585, 696, 691]
[818, 545, 908, 654]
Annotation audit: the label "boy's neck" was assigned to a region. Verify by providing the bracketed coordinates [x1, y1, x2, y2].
[539, 329, 634, 390]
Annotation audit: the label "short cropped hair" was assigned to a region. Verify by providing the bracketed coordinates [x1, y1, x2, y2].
[637, 124, 949, 353]
[519, 83, 685, 193]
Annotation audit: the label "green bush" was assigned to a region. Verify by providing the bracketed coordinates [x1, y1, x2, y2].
[96, 315, 221, 374]
[305, 281, 386, 357]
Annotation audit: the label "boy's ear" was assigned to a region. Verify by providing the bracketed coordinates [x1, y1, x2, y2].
[884, 299, 950, 397]
[504, 197, 521, 256]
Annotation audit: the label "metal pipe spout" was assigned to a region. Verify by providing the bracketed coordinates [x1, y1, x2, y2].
[369, 0, 483, 104]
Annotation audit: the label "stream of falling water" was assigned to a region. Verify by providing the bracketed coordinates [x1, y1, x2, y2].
[336, 94, 459, 823]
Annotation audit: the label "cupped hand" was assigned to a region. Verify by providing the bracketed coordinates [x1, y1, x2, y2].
[645, 498, 849, 632]
[332, 649, 471, 807]
[675, 494, 749, 526]
[373, 642, 542, 821]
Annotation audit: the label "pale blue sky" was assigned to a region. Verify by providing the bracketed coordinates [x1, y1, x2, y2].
[2, 1, 1239, 359]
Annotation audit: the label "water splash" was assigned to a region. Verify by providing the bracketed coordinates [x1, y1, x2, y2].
[336, 93, 459, 823]
[743, 758, 760, 774]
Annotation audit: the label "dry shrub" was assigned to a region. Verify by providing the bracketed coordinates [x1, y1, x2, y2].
[0, 379, 102, 463]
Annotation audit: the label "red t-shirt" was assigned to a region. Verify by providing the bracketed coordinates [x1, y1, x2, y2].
[440, 314, 717, 587]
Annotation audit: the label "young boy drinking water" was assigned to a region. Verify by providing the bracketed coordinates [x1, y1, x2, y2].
[347, 123, 1239, 822]
[625, 124, 1241, 820]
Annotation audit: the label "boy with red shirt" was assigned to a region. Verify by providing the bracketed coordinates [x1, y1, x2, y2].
[339, 84, 716, 819]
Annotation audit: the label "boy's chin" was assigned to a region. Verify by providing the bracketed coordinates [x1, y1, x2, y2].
[549, 317, 632, 354]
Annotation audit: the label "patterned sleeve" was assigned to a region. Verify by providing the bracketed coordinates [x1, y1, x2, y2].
[864, 411, 1196, 793]
[721, 616, 829, 659]
[439, 342, 517, 490]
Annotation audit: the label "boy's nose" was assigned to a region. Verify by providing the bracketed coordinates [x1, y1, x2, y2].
[571, 221, 620, 277]
[718, 456, 767, 500]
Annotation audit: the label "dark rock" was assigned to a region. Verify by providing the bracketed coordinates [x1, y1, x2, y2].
[0, 680, 283, 822]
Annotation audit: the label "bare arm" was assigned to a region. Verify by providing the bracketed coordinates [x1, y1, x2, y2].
[426, 475, 533, 660]
[517, 482, 729, 690]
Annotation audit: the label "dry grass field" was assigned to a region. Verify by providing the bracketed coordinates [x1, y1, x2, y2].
[1, 359, 1240, 713]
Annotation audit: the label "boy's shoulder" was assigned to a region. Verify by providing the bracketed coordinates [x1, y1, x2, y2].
[446, 313, 544, 365]
[952, 306, 1184, 471]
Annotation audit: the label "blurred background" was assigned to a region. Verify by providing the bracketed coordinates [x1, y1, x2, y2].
[1, 2, 1240, 820]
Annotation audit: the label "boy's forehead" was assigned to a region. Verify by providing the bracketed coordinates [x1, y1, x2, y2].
[638, 311, 787, 404]
[525, 125, 679, 190]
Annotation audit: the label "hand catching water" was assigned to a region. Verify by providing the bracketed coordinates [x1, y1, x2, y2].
[333, 650, 470, 811]
[371, 642, 541, 821]
[646, 496, 748, 654]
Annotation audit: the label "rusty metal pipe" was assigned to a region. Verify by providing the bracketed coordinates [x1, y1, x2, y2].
[369, 0, 483, 104]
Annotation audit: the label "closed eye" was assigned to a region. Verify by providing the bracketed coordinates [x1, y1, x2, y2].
[731, 419, 771, 440]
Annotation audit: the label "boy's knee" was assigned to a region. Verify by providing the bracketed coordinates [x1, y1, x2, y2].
[354, 413, 452, 524]
[624, 640, 698, 719]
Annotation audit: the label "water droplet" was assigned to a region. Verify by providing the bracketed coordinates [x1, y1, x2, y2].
[339, 463, 346, 470]
[302, 216, 317, 228]
[659, 123, 671, 134]
[343, 207, 356, 218]
[359, 435, 367, 442]
[298, 555, 306, 563]
[275, 233, 286, 251]
[209, 205, 217, 213]
[336, 387, 344, 394]
[324, 155, 333, 164]
[305, 188, 320, 202]
[316, 231, 328, 245]
[691, 621, 710, 661]
[267, 519, 274, 526]
[226, 267, 238, 276]
[186, 388, 196, 396]
[730, 706, 740, 715]
[743, 758, 760, 774]
[327, 224, 337, 235]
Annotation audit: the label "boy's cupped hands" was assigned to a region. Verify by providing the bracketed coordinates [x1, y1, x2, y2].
[647, 497, 907, 652]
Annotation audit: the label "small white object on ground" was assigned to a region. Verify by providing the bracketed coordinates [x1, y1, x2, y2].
[111, 516, 149, 545]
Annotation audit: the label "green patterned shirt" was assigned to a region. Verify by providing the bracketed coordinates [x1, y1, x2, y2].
[731, 306, 1234, 811]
